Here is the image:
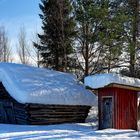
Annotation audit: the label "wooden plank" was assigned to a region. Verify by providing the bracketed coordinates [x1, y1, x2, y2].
[28, 108, 89, 113]
[29, 117, 86, 122]
[29, 114, 86, 118]
[28, 111, 88, 116]
[28, 104, 90, 109]
[15, 113, 28, 119]
[107, 83, 140, 91]
[29, 119, 85, 125]
[14, 107, 27, 113]
[16, 118, 28, 125]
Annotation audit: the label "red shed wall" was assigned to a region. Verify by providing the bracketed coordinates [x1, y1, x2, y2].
[98, 87, 137, 130]
[98, 88, 115, 129]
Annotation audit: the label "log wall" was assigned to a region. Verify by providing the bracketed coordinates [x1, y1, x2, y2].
[27, 104, 90, 125]
[0, 82, 91, 125]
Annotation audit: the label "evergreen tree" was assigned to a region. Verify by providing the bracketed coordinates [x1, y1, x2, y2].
[120, 0, 140, 78]
[99, 0, 128, 73]
[126, 0, 139, 77]
[74, 0, 126, 78]
[34, 0, 76, 71]
[74, 0, 105, 78]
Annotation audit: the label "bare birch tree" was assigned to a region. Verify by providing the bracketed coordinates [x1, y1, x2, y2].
[31, 32, 41, 67]
[0, 26, 12, 62]
[17, 26, 29, 64]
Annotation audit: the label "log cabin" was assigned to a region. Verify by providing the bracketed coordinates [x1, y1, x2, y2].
[85, 73, 140, 130]
[0, 63, 96, 125]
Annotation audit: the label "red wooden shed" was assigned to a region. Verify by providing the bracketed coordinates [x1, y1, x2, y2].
[85, 74, 140, 130]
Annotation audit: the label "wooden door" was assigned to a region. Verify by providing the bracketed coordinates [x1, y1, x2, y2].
[4, 102, 16, 124]
[101, 97, 113, 129]
[0, 102, 16, 124]
[5, 107, 15, 124]
[0, 102, 7, 123]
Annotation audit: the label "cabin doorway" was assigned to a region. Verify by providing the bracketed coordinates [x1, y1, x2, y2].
[5, 105, 15, 124]
[101, 97, 113, 129]
[0, 102, 7, 123]
[0, 102, 16, 124]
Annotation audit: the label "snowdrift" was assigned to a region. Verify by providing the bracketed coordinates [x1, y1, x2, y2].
[85, 73, 140, 89]
[0, 63, 96, 106]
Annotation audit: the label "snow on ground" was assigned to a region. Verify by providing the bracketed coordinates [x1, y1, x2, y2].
[86, 106, 98, 123]
[0, 123, 139, 140]
[0, 63, 97, 106]
[85, 73, 140, 89]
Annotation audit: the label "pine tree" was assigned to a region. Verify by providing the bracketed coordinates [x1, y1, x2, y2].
[73, 0, 126, 78]
[120, 0, 140, 78]
[34, 0, 76, 71]
[99, 0, 128, 73]
[127, 0, 139, 77]
[74, 0, 105, 77]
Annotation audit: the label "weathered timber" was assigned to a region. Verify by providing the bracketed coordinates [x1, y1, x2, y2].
[29, 114, 86, 118]
[28, 104, 90, 109]
[26, 104, 90, 125]
[28, 111, 88, 115]
[16, 117, 29, 125]
[29, 118, 85, 125]
[0, 82, 91, 125]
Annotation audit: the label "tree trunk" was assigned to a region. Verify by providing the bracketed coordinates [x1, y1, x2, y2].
[129, 0, 139, 77]
[84, 23, 89, 77]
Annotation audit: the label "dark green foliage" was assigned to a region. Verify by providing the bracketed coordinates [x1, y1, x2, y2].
[34, 0, 76, 71]
[97, 0, 128, 73]
[73, 0, 105, 77]
[73, 0, 127, 78]
[120, 0, 140, 78]
[34, 0, 140, 79]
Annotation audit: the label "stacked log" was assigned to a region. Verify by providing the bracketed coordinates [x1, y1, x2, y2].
[0, 82, 91, 125]
[13, 103, 28, 124]
[27, 104, 91, 125]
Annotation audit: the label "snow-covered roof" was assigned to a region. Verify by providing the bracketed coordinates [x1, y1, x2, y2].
[84, 73, 140, 89]
[0, 63, 97, 106]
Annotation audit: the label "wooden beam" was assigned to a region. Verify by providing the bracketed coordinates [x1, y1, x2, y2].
[107, 83, 140, 91]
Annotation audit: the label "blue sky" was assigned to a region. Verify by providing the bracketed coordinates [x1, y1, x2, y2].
[0, 0, 40, 18]
[0, 0, 41, 50]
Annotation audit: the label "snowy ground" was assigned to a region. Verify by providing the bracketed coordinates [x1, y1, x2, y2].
[0, 123, 139, 140]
